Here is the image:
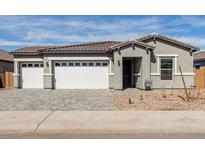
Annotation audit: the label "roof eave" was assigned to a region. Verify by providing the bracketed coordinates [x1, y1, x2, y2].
[111, 41, 155, 51]
[10, 52, 40, 56]
[138, 34, 200, 52]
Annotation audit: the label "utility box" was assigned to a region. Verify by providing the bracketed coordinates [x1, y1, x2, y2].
[145, 78, 153, 90]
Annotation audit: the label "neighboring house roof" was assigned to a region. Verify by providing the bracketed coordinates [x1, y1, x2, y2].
[137, 33, 200, 52]
[11, 46, 55, 55]
[40, 41, 122, 54]
[194, 51, 205, 61]
[0, 49, 13, 62]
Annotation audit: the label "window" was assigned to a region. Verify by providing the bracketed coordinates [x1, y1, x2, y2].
[34, 64, 40, 67]
[62, 63, 67, 66]
[28, 64, 33, 67]
[88, 62, 94, 66]
[160, 58, 173, 80]
[40, 64, 44, 67]
[96, 62, 101, 66]
[75, 62, 80, 66]
[55, 63, 60, 67]
[102, 62, 108, 66]
[82, 62, 87, 66]
[68, 63, 74, 66]
[22, 64, 27, 67]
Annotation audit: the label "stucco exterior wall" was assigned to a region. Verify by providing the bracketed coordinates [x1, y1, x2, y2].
[14, 54, 112, 89]
[13, 55, 43, 88]
[113, 45, 150, 90]
[13, 38, 196, 90]
[145, 39, 195, 88]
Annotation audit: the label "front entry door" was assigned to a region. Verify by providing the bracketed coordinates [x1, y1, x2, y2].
[123, 60, 132, 89]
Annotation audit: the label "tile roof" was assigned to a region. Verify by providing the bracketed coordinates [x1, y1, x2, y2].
[40, 41, 122, 54]
[194, 51, 205, 61]
[0, 49, 13, 62]
[11, 46, 55, 55]
[10, 34, 200, 56]
[11, 42, 122, 55]
[137, 33, 200, 52]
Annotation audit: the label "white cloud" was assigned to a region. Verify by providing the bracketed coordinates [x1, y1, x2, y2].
[170, 16, 205, 28]
[24, 29, 144, 42]
[172, 35, 205, 49]
[0, 16, 205, 50]
[21, 16, 162, 42]
[66, 16, 161, 31]
[0, 39, 53, 46]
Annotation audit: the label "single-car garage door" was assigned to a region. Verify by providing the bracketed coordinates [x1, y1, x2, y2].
[54, 61, 109, 89]
[21, 63, 44, 88]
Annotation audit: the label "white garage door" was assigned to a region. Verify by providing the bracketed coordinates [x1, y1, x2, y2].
[54, 61, 109, 89]
[21, 63, 44, 88]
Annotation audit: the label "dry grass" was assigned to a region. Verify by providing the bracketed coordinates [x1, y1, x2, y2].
[111, 89, 205, 111]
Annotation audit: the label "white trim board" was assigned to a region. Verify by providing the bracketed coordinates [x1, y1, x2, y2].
[43, 73, 53, 76]
[14, 58, 43, 62]
[151, 72, 195, 76]
[47, 57, 110, 61]
[174, 73, 195, 76]
[156, 54, 179, 57]
[13, 74, 20, 76]
[133, 73, 141, 76]
[151, 73, 160, 76]
[156, 54, 178, 75]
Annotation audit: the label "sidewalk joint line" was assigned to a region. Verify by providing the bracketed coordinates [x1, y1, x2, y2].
[33, 110, 54, 133]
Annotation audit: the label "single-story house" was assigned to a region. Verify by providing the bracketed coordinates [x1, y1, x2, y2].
[0, 49, 14, 88]
[11, 33, 199, 90]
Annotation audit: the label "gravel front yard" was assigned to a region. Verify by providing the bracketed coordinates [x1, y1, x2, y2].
[0, 89, 117, 111]
[1, 88, 205, 111]
[111, 89, 205, 111]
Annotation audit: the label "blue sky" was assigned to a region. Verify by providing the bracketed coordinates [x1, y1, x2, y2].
[0, 15, 205, 51]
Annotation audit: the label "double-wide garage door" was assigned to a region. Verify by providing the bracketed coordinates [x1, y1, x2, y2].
[54, 61, 109, 89]
[21, 63, 44, 88]
[21, 61, 109, 89]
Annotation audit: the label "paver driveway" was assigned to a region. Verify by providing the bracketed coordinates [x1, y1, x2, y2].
[0, 89, 117, 111]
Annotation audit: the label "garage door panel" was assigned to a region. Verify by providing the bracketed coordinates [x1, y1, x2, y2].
[55, 61, 109, 89]
[21, 63, 44, 89]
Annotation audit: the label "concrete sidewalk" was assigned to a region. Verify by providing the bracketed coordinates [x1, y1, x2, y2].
[1, 111, 205, 138]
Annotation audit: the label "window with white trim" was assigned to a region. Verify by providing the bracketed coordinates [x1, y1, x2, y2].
[34, 64, 40, 67]
[62, 62, 67, 66]
[160, 57, 173, 80]
[96, 62, 101, 66]
[75, 62, 81, 66]
[68, 62, 74, 66]
[82, 62, 87, 66]
[102, 62, 108, 66]
[28, 64, 33, 67]
[22, 64, 27, 67]
[55, 63, 60, 67]
[88, 62, 94, 66]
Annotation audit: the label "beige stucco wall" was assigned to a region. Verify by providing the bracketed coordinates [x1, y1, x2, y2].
[13, 38, 196, 90]
[13, 54, 112, 89]
[113, 45, 150, 89]
[145, 39, 195, 88]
